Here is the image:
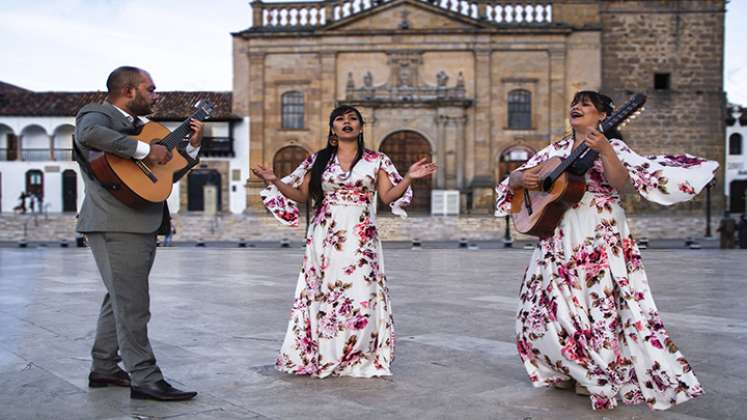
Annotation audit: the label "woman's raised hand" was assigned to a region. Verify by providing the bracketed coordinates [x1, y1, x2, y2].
[251, 164, 277, 183]
[406, 158, 438, 180]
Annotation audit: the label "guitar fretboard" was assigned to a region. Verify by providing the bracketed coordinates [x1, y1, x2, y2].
[160, 107, 211, 151]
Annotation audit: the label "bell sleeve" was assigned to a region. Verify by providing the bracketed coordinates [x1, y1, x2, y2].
[259, 154, 316, 226]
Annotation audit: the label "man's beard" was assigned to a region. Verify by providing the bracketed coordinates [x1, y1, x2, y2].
[129, 93, 153, 116]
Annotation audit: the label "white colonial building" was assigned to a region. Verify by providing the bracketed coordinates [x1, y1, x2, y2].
[726, 105, 747, 215]
[0, 82, 250, 215]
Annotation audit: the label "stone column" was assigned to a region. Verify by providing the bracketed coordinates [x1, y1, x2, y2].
[245, 52, 267, 213]
[549, 47, 567, 139]
[455, 114, 467, 189]
[320, 52, 337, 149]
[17, 134, 23, 161]
[435, 114, 448, 189]
[473, 49, 491, 178]
[48, 134, 54, 161]
[472, 49, 493, 211]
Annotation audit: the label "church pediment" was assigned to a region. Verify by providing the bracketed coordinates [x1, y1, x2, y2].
[322, 0, 488, 32]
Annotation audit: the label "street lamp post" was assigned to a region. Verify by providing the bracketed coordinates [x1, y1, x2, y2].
[503, 168, 513, 248]
[705, 179, 716, 238]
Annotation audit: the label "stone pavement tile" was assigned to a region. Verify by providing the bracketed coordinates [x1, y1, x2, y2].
[0, 363, 124, 420]
[680, 361, 747, 420]
[476, 384, 711, 420]
[102, 391, 264, 420]
[401, 333, 517, 359]
[0, 327, 92, 367]
[214, 376, 386, 419]
[1, 248, 745, 419]
[0, 348, 29, 373]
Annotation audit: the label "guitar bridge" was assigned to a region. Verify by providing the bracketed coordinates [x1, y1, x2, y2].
[135, 160, 158, 183]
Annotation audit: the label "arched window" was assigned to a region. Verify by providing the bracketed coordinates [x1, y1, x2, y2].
[20, 125, 51, 161]
[507, 89, 532, 130]
[281, 91, 304, 129]
[729, 133, 743, 155]
[53, 125, 75, 160]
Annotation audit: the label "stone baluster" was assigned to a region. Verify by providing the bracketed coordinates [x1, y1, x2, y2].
[477, 1, 486, 20]
[320, 2, 329, 24]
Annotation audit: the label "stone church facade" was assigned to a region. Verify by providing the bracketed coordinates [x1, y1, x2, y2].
[233, 0, 725, 214]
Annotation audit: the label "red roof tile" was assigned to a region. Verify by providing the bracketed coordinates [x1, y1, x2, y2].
[0, 81, 30, 94]
[0, 90, 239, 121]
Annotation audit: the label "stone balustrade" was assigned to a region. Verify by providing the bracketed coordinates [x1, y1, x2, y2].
[251, 0, 552, 30]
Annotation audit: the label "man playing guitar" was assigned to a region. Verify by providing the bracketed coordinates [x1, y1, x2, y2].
[74, 66, 202, 401]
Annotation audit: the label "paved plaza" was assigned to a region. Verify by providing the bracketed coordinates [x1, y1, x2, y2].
[0, 246, 745, 419]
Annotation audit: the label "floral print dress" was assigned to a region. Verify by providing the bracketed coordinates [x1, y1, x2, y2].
[495, 137, 718, 410]
[261, 150, 412, 378]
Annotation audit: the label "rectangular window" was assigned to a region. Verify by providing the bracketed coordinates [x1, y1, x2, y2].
[508, 89, 532, 130]
[282, 91, 305, 129]
[654, 73, 671, 90]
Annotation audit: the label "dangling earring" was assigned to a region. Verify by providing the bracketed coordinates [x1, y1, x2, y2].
[329, 134, 338, 147]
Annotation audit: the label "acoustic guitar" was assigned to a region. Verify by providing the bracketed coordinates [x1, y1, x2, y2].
[86, 100, 214, 209]
[510, 94, 647, 238]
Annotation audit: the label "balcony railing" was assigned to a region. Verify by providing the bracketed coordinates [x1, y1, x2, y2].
[0, 148, 11, 161]
[54, 148, 73, 161]
[200, 137, 235, 158]
[252, 0, 552, 31]
[20, 149, 52, 161]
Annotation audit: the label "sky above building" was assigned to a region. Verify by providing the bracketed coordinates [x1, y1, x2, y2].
[1, 0, 745, 104]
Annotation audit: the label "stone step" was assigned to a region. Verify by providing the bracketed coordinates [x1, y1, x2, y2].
[0, 212, 719, 242]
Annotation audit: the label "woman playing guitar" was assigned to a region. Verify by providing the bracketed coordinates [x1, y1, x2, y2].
[495, 91, 717, 411]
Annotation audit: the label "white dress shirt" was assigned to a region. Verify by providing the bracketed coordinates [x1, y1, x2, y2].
[111, 104, 200, 160]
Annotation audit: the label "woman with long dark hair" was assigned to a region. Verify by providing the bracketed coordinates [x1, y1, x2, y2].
[495, 91, 717, 410]
[252, 105, 436, 377]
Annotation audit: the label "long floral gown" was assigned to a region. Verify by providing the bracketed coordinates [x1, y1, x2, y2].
[495, 137, 718, 410]
[261, 150, 412, 378]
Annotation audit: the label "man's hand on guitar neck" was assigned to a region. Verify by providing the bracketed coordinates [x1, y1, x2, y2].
[188, 118, 205, 148]
[144, 144, 172, 165]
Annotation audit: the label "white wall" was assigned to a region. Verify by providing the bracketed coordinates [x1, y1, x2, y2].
[0, 116, 83, 213]
[0, 161, 85, 213]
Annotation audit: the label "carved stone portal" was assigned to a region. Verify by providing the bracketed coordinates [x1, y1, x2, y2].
[345, 51, 469, 105]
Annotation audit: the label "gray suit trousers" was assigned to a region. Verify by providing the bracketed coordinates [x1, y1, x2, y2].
[87, 232, 164, 386]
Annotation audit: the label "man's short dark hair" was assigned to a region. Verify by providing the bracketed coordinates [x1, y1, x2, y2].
[106, 66, 144, 94]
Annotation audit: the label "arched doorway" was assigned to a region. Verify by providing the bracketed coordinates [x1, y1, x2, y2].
[25, 169, 44, 198]
[273, 145, 309, 178]
[497, 145, 535, 181]
[188, 169, 222, 212]
[379, 131, 433, 213]
[62, 169, 77, 212]
[730, 179, 747, 214]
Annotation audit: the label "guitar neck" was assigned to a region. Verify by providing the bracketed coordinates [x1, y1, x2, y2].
[543, 117, 620, 189]
[160, 108, 210, 151]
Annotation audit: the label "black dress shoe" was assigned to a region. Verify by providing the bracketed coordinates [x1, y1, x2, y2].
[88, 369, 131, 388]
[130, 380, 197, 401]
